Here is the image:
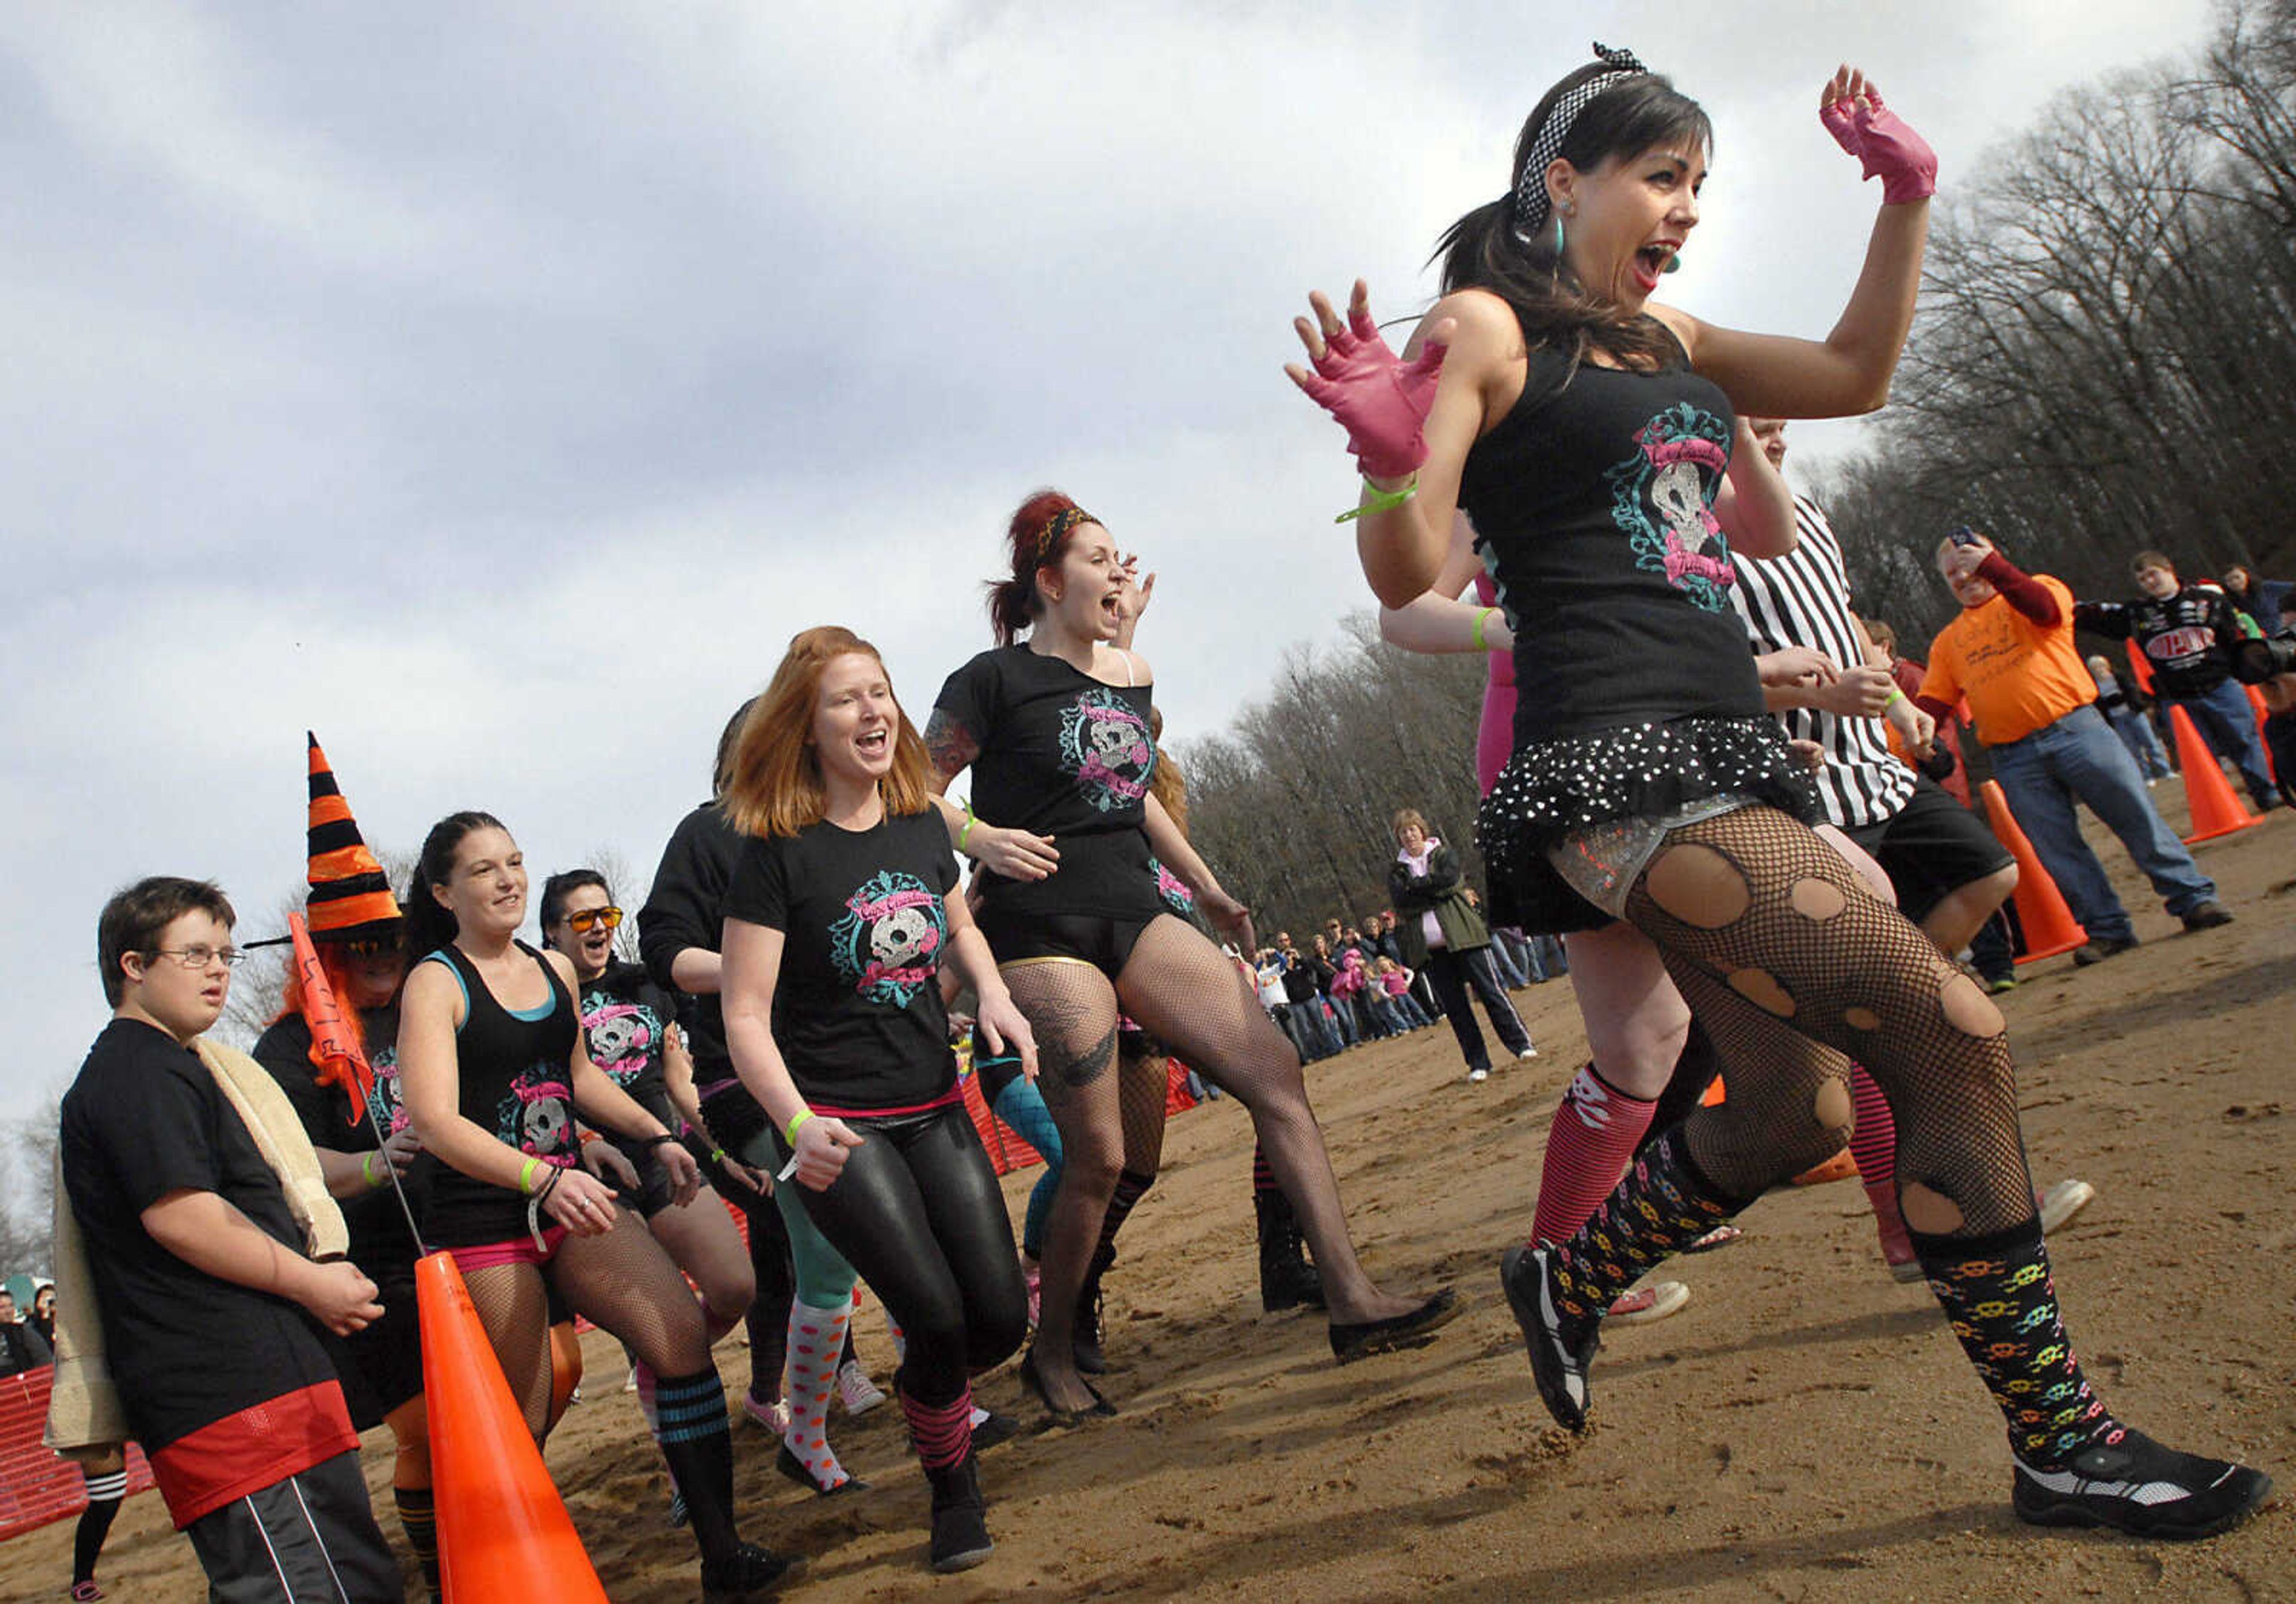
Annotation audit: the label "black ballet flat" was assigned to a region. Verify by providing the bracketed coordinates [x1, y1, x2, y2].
[970, 1409, 1022, 1453]
[774, 1444, 868, 1498]
[1327, 1287, 1463, 1365]
[1019, 1348, 1117, 1424]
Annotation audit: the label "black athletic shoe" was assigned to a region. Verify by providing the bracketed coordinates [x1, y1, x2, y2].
[700, 1541, 799, 1600]
[2072, 934, 2141, 966]
[2180, 901, 2236, 932]
[1326, 1285, 1462, 1363]
[1500, 1244, 1597, 1432]
[970, 1409, 1021, 1453]
[2013, 1431, 2273, 1540]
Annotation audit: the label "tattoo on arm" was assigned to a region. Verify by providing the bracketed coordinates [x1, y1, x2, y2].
[923, 708, 980, 788]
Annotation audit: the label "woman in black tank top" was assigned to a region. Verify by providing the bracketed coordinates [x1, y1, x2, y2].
[396, 812, 792, 1597]
[1286, 45, 2267, 1541]
[923, 492, 1459, 1422]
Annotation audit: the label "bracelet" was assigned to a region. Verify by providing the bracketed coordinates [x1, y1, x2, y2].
[957, 799, 976, 854]
[519, 1156, 542, 1195]
[1883, 689, 1907, 710]
[784, 1109, 814, 1146]
[709, 1147, 728, 1166]
[1333, 472, 1418, 524]
[641, 1133, 680, 1150]
[1471, 606, 1498, 652]
[533, 1167, 563, 1205]
[362, 1151, 384, 1189]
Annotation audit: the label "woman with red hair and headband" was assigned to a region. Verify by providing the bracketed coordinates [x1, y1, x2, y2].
[1290, 44, 2268, 1539]
[925, 491, 1457, 1423]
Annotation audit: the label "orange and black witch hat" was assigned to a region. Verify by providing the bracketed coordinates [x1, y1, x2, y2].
[304, 732, 402, 943]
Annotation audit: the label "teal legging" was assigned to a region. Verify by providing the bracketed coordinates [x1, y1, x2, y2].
[991, 1077, 1065, 1260]
[737, 1132, 859, 1304]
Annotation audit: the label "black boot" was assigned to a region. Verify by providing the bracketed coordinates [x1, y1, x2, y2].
[924, 1451, 993, 1573]
[1072, 1248, 1111, 1374]
[1256, 1189, 1324, 1312]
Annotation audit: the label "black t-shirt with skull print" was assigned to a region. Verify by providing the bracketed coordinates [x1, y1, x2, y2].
[723, 806, 963, 1113]
[933, 644, 1166, 924]
[574, 958, 682, 1176]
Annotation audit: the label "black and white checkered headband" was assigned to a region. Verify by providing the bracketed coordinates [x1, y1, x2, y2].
[1509, 42, 1651, 245]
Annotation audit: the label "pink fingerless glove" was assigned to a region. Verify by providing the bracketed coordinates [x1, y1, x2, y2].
[1296, 304, 1447, 480]
[1821, 88, 1937, 205]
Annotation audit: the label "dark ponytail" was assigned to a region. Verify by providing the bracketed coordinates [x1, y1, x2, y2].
[404, 810, 506, 957]
[985, 489, 1091, 646]
[1434, 65, 1712, 377]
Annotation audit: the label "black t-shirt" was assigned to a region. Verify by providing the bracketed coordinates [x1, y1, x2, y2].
[2074, 589, 2244, 697]
[934, 644, 1164, 921]
[722, 807, 961, 1113]
[253, 1006, 426, 1279]
[1458, 317, 1766, 744]
[575, 958, 679, 1162]
[417, 943, 581, 1248]
[59, 1019, 346, 1451]
[640, 801, 739, 1079]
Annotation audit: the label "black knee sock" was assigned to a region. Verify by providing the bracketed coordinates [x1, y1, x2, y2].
[1914, 1217, 2121, 1469]
[72, 1475, 125, 1584]
[393, 1486, 439, 1593]
[1633, 1020, 1721, 1162]
[1548, 1129, 1742, 1331]
[1095, 1169, 1155, 1269]
[651, 1368, 738, 1563]
[1250, 1141, 1275, 1196]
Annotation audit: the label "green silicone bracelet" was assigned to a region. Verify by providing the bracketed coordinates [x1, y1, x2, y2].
[784, 1109, 814, 1147]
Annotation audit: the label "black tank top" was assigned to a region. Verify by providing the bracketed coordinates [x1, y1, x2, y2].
[1458, 314, 1764, 746]
[417, 941, 581, 1248]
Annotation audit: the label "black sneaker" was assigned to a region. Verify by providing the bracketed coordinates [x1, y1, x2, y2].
[1500, 1245, 1598, 1432]
[2013, 1430, 2273, 1539]
[2071, 934, 2141, 966]
[2181, 901, 2235, 932]
[700, 1541, 799, 1600]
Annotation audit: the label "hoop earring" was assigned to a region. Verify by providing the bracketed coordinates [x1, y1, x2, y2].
[1553, 213, 1565, 257]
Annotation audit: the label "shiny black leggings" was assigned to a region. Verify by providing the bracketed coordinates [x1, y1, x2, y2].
[783, 1103, 1029, 1407]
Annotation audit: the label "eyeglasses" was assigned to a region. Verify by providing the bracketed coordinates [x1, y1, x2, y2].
[149, 945, 246, 970]
[344, 939, 399, 960]
[564, 906, 623, 934]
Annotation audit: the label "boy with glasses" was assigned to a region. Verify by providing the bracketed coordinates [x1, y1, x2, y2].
[60, 876, 399, 1600]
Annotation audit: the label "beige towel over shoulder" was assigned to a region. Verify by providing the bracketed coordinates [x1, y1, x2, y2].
[45, 1035, 350, 1453]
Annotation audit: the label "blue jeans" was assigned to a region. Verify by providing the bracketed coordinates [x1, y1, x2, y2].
[2106, 708, 2171, 779]
[2170, 679, 2278, 811]
[1988, 704, 2217, 942]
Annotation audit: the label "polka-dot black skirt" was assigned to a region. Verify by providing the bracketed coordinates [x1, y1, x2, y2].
[1475, 715, 1821, 933]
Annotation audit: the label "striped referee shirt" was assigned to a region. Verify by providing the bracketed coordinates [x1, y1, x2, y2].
[1730, 494, 1915, 829]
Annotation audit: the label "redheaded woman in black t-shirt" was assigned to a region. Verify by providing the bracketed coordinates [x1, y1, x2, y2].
[926, 493, 1457, 1420]
[719, 625, 1032, 1574]
[397, 812, 791, 1599]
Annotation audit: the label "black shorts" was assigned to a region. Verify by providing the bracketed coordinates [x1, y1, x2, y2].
[976, 905, 1158, 981]
[1842, 775, 2015, 925]
[183, 1449, 401, 1602]
[326, 1266, 424, 1428]
[607, 1136, 679, 1220]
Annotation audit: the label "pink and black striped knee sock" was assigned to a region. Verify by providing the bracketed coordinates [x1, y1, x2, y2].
[1848, 1065, 1913, 1251]
[1531, 1063, 1658, 1247]
[899, 1383, 975, 1472]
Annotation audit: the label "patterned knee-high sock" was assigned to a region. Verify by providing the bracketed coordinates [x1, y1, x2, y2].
[1547, 1129, 1743, 1331]
[650, 1368, 738, 1564]
[899, 1382, 975, 1472]
[632, 1361, 686, 1509]
[1916, 1218, 2120, 1468]
[783, 1298, 854, 1489]
[392, 1486, 439, 1594]
[1846, 1065, 1897, 1187]
[1533, 1064, 1660, 1246]
[1251, 1142, 1275, 1195]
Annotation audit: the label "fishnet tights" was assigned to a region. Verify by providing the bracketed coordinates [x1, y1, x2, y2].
[1622, 806, 2035, 1239]
[463, 1207, 713, 1439]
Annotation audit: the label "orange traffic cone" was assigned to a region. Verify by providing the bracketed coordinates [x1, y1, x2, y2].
[2167, 704, 2262, 842]
[2246, 685, 2277, 781]
[1977, 781, 2088, 963]
[2124, 638, 2155, 693]
[416, 1252, 609, 1604]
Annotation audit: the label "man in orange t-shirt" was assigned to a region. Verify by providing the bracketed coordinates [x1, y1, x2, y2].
[1917, 530, 2228, 963]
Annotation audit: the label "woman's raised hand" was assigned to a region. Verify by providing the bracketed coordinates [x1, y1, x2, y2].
[1819, 66, 1935, 205]
[1286, 280, 1452, 481]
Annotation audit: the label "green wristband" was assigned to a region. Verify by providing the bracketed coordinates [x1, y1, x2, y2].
[362, 1151, 383, 1189]
[784, 1109, 814, 1147]
[1333, 472, 1418, 524]
[1471, 606, 1498, 652]
[1884, 689, 1907, 710]
[519, 1156, 542, 1195]
[957, 800, 976, 854]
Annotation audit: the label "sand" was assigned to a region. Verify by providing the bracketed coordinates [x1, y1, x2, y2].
[8, 794, 2290, 1602]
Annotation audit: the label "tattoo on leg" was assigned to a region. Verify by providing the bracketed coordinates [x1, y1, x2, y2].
[1052, 1025, 1119, 1089]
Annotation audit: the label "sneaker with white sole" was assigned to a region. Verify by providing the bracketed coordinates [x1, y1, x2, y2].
[1517, 1047, 1540, 1060]
[2013, 1429, 2272, 1539]
[1606, 1280, 1690, 1325]
[1500, 1244, 1596, 1432]
[741, 1390, 791, 1435]
[2038, 1178, 2097, 1235]
[1467, 1067, 1490, 1084]
[836, 1359, 888, 1416]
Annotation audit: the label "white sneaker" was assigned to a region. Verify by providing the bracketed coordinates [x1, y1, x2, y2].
[1517, 1047, 1539, 1060]
[2038, 1178, 2097, 1235]
[1467, 1067, 1490, 1083]
[621, 1365, 640, 1394]
[836, 1359, 888, 1416]
[1606, 1280, 1692, 1325]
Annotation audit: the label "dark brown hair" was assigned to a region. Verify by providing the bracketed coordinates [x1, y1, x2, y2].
[97, 876, 236, 1007]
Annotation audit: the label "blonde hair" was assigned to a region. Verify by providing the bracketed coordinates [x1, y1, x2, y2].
[720, 627, 934, 838]
[1391, 807, 1430, 841]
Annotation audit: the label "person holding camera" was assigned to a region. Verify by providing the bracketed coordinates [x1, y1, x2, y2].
[2074, 552, 2279, 814]
[1919, 530, 2230, 964]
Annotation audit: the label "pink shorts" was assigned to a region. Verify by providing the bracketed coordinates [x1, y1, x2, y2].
[446, 1225, 569, 1272]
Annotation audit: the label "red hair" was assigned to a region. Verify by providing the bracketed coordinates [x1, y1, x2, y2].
[720, 626, 934, 838]
[987, 489, 1098, 645]
[275, 942, 368, 1050]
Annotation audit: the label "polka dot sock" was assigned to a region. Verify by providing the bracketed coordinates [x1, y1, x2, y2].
[781, 1298, 854, 1490]
[1547, 1129, 1741, 1331]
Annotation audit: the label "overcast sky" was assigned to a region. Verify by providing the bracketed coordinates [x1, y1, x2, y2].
[3, 1, 2219, 1128]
